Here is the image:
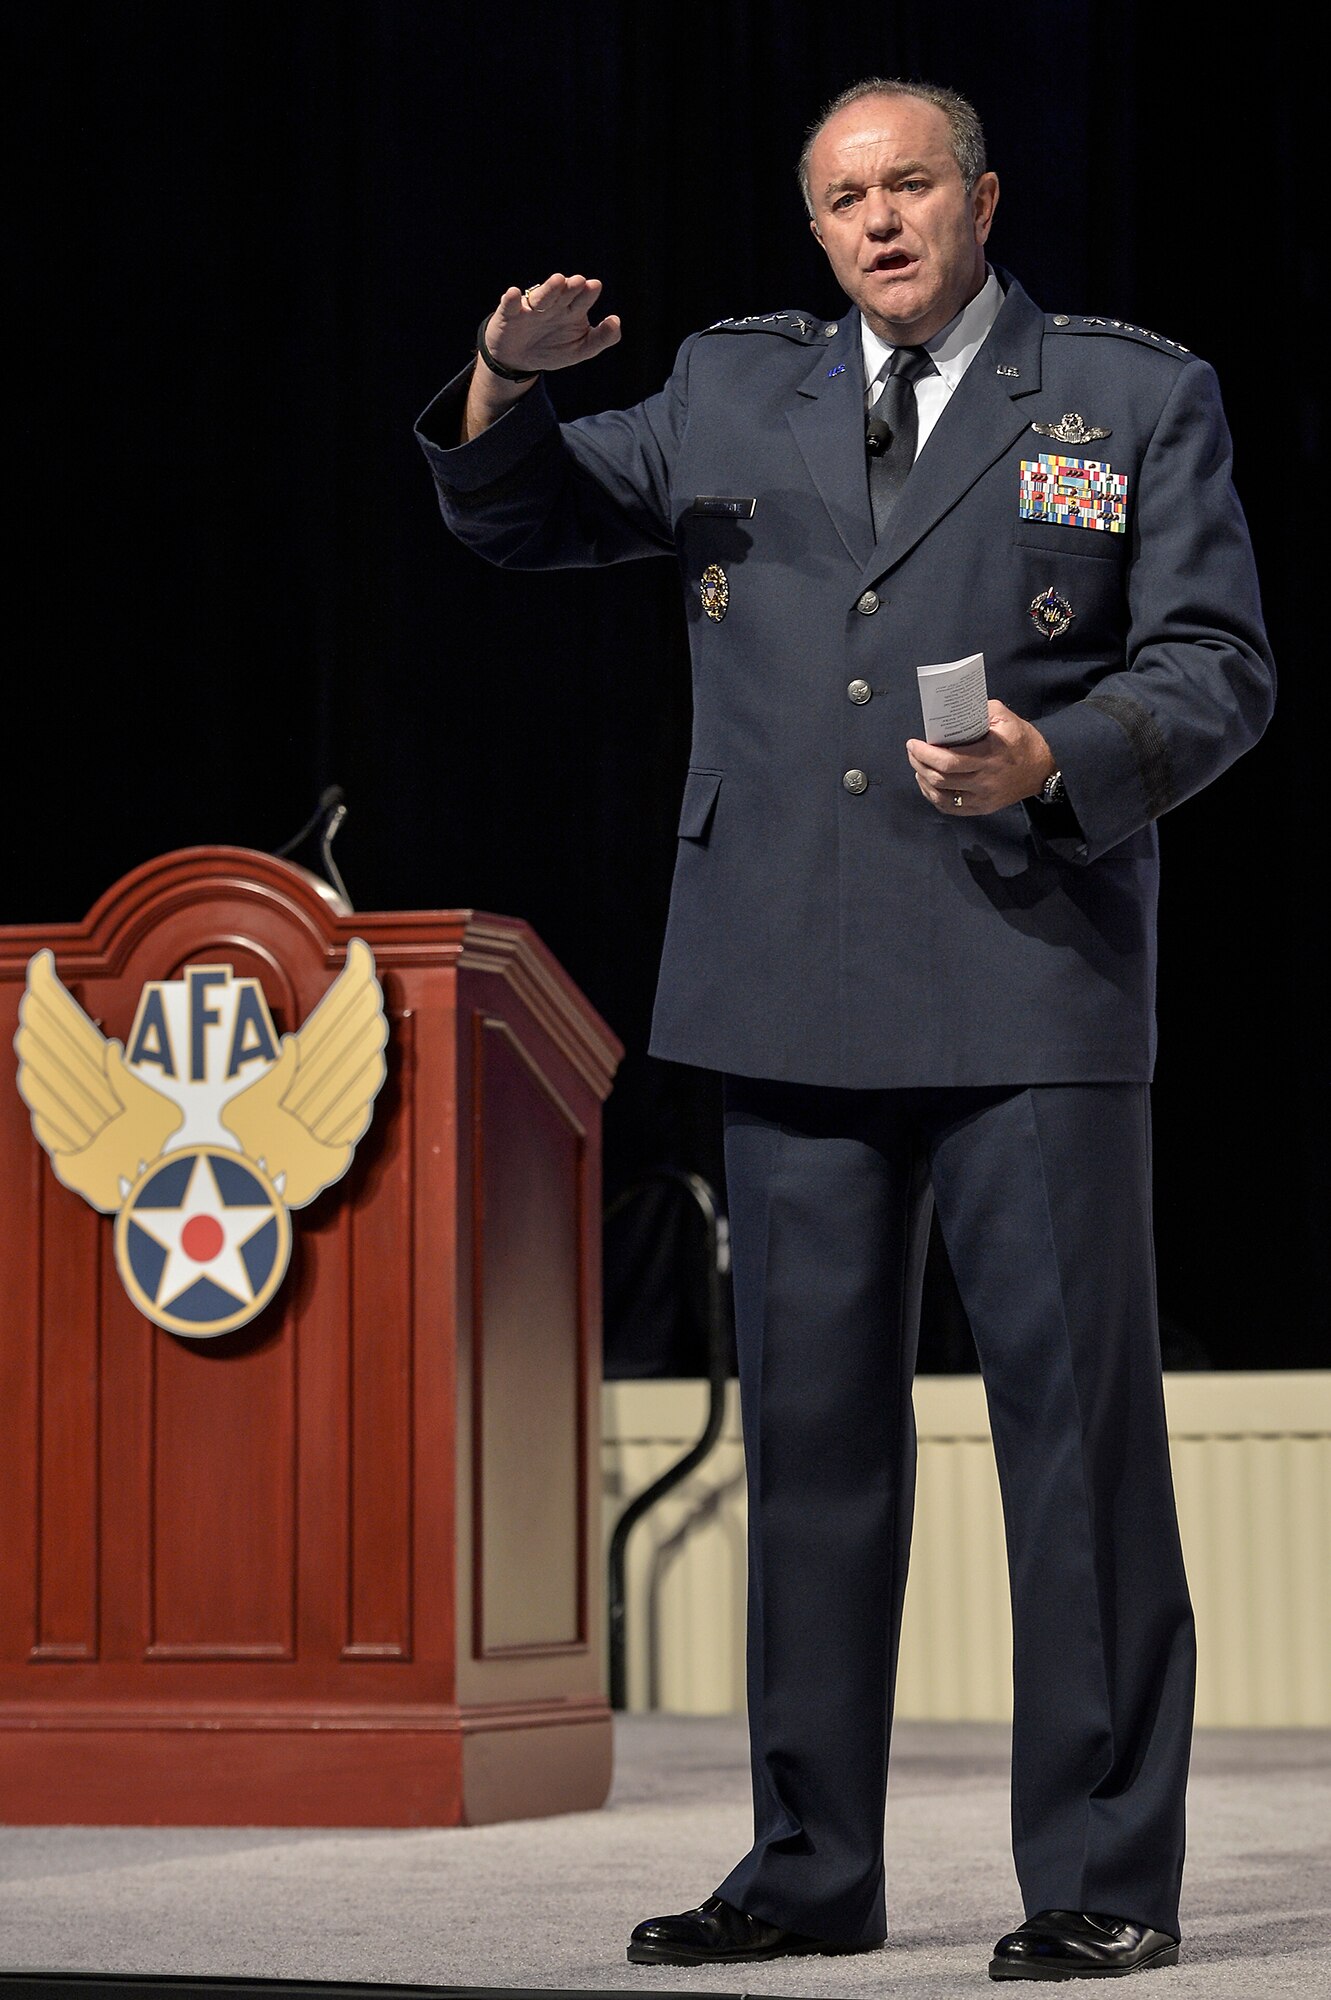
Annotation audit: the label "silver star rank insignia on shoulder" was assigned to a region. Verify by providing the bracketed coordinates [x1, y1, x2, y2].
[1030, 587, 1074, 640]
[1031, 412, 1111, 443]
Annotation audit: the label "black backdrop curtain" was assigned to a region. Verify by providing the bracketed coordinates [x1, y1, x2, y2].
[12, 2, 1320, 1369]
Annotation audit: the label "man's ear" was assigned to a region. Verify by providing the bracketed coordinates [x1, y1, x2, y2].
[810, 216, 824, 244]
[972, 171, 1000, 246]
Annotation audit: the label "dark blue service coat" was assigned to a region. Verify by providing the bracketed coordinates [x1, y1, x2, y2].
[417, 274, 1274, 1089]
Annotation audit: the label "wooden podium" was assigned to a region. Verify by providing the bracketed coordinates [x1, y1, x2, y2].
[0, 849, 622, 1825]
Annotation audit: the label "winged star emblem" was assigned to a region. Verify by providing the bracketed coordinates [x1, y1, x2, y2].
[15, 940, 388, 1337]
[1030, 411, 1111, 444]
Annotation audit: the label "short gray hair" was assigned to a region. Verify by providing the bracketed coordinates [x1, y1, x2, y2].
[797, 77, 988, 214]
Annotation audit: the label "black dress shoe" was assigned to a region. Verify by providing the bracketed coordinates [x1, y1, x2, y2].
[627, 1894, 834, 1965]
[990, 1910, 1180, 1979]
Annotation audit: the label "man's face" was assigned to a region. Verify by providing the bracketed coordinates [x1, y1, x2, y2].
[807, 94, 999, 344]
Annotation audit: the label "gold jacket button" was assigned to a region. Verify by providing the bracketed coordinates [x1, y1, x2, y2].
[843, 769, 868, 794]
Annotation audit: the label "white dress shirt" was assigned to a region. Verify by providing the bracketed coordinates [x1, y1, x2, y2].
[860, 267, 1003, 456]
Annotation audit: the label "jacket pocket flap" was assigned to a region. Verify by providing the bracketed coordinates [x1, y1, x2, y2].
[1012, 522, 1125, 562]
[677, 768, 722, 839]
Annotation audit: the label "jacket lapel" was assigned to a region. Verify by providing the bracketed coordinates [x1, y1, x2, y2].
[784, 318, 875, 571]
[859, 276, 1046, 587]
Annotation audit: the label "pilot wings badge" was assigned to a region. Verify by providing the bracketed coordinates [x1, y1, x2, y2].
[15, 940, 388, 1338]
[1030, 412, 1112, 444]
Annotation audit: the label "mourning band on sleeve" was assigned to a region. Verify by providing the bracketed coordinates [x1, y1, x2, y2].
[1085, 689, 1175, 820]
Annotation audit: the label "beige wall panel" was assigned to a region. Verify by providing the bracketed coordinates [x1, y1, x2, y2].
[602, 1383, 747, 1715]
[603, 1374, 1331, 1728]
[899, 1434, 1013, 1722]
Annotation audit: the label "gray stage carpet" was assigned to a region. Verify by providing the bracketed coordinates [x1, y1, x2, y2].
[1, 1717, 1327, 1995]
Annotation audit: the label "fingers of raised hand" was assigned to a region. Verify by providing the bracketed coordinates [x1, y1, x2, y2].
[488, 274, 617, 370]
[507, 274, 600, 317]
[583, 312, 622, 355]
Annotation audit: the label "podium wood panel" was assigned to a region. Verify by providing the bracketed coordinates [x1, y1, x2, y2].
[474, 1014, 586, 1658]
[0, 849, 621, 1824]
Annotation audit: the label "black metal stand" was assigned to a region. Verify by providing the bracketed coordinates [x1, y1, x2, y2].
[604, 1169, 730, 1712]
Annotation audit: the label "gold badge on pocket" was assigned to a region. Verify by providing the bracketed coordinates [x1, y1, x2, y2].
[701, 563, 729, 621]
[1030, 586, 1074, 640]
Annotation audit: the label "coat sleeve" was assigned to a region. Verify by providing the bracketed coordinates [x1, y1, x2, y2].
[1030, 356, 1275, 863]
[413, 337, 701, 570]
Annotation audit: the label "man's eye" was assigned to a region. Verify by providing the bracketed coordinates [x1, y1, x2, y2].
[831, 193, 858, 211]
[899, 179, 928, 193]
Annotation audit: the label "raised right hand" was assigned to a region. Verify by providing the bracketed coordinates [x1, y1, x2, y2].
[481, 273, 622, 376]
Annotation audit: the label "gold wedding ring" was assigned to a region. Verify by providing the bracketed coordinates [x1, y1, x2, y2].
[522, 286, 538, 306]
[951, 793, 964, 808]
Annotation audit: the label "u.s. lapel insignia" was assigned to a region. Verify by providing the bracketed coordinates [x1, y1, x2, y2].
[1031, 412, 1111, 443]
[1030, 586, 1074, 641]
[700, 563, 729, 621]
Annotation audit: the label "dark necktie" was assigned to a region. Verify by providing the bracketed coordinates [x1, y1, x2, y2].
[866, 345, 936, 539]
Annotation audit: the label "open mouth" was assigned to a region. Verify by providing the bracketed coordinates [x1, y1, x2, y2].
[868, 251, 916, 273]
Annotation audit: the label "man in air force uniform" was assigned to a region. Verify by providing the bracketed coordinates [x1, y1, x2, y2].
[416, 78, 1273, 1983]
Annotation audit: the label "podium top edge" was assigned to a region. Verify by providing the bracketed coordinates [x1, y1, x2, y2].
[0, 848, 625, 1087]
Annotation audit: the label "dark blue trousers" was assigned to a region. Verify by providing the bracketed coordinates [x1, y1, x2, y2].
[714, 1079, 1195, 1946]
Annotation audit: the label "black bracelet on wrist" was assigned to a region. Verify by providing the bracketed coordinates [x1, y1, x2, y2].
[475, 315, 540, 384]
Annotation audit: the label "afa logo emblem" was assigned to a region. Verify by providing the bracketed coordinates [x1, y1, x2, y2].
[15, 942, 388, 1338]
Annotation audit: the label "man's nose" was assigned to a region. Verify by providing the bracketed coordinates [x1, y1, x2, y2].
[862, 189, 900, 236]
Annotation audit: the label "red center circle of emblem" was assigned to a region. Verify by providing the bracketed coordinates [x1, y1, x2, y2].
[181, 1214, 225, 1263]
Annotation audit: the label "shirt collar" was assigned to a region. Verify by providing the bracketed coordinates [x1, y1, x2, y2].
[860, 266, 1004, 396]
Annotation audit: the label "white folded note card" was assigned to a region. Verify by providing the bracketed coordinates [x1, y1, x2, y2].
[916, 651, 989, 744]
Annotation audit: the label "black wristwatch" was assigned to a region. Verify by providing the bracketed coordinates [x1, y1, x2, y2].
[475, 315, 540, 384]
[1038, 768, 1066, 806]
